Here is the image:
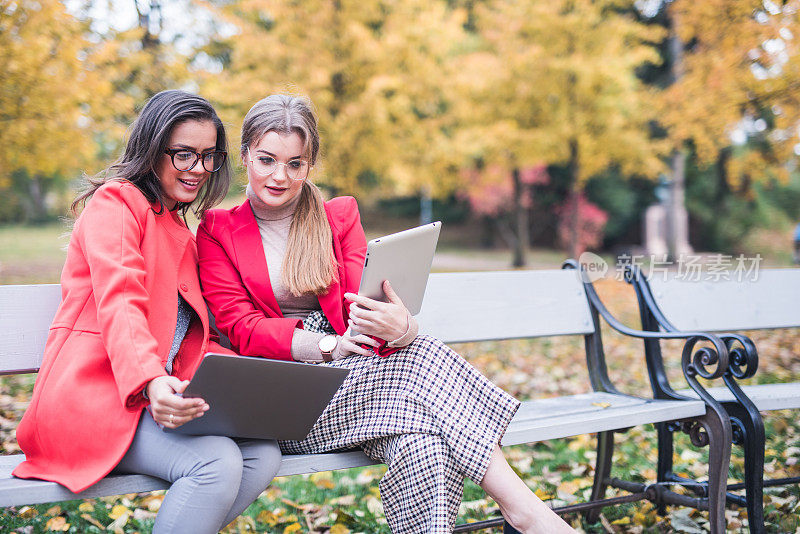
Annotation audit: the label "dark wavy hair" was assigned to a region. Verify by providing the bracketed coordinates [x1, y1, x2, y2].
[72, 90, 231, 218]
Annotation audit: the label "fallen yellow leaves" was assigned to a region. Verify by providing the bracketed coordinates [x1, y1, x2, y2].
[257, 509, 280, 526]
[44, 505, 61, 516]
[17, 505, 36, 519]
[44, 516, 69, 531]
[108, 504, 130, 519]
[80, 513, 106, 529]
[77, 501, 94, 512]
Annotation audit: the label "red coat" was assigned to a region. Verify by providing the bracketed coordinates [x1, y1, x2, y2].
[197, 197, 368, 360]
[13, 181, 230, 493]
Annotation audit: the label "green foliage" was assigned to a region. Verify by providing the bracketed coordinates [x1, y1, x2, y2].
[684, 151, 800, 255]
[375, 195, 470, 223]
[584, 171, 658, 248]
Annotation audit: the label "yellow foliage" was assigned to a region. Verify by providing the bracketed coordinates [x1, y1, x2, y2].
[329, 525, 351, 534]
[257, 509, 279, 525]
[0, 0, 110, 182]
[660, 0, 800, 187]
[457, 0, 666, 187]
[80, 513, 106, 529]
[78, 502, 94, 512]
[202, 0, 469, 197]
[44, 516, 70, 531]
[17, 505, 36, 518]
[44, 505, 61, 516]
[310, 471, 335, 489]
[283, 522, 303, 533]
[109, 504, 130, 519]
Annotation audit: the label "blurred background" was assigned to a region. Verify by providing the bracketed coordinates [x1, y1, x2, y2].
[2, 0, 800, 271]
[5, 2, 800, 531]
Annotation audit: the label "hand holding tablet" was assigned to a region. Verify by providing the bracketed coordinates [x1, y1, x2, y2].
[347, 222, 441, 338]
[345, 280, 411, 342]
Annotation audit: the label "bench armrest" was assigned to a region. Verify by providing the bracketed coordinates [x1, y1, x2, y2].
[625, 264, 759, 382]
[562, 260, 730, 410]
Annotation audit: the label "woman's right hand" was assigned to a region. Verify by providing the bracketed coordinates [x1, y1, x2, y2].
[146, 376, 209, 429]
[337, 330, 380, 358]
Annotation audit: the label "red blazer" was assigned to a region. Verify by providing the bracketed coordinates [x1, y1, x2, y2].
[13, 182, 230, 493]
[197, 197, 368, 360]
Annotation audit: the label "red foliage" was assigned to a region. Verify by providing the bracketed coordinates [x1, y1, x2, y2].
[519, 165, 550, 186]
[555, 192, 608, 255]
[459, 165, 512, 217]
[460, 164, 548, 216]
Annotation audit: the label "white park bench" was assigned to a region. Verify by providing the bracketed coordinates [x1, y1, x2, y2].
[627, 266, 800, 533]
[0, 268, 733, 531]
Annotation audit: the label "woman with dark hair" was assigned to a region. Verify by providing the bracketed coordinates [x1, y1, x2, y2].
[14, 90, 282, 534]
[197, 94, 574, 534]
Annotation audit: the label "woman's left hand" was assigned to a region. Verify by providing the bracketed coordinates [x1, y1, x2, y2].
[344, 280, 409, 341]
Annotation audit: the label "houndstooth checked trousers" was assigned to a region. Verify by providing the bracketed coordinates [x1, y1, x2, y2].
[280, 316, 520, 533]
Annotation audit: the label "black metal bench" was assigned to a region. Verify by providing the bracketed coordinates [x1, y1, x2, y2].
[626, 264, 800, 533]
[0, 267, 734, 531]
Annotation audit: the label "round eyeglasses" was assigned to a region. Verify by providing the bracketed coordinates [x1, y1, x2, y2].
[164, 148, 227, 173]
[247, 148, 311, 181]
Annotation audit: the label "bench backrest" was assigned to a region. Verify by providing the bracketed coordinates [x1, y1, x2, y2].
[418, 270, 594, 343]
[0, 269, 595, 374]
[0, 284, 62, 374]
[647, 268, 800, 332]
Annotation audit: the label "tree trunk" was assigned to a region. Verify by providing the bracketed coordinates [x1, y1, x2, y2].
[568, 139, 580, 259]
[25, 175, 47, 222]
[511, 168, 527, 267]
[667, 149, 688, 260]
[666, 7, 692, 261]
[716, 147, 731, 203]
[419, 185, 432, 225]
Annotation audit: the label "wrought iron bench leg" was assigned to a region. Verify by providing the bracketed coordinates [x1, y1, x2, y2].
[585, 430, 615, 523]
[697, 409, 732, 534]
[656, 422, 675, 516]
[724, 401, 766, 534]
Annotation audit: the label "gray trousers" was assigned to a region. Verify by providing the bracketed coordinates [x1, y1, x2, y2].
[113, 411, 281, 534]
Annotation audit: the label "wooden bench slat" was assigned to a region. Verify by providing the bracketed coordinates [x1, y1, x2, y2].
[0, 284, 61, 374]
[0, 467, 169, 507]
[501, 394, 705, 446]
[676, 383, 800, 412]
[417, 271, 595, 343]
[648, 269, 800, 332]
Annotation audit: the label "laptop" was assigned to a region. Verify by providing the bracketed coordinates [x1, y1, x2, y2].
[350, 222, 441, 336]
[165, 353, 349, 440]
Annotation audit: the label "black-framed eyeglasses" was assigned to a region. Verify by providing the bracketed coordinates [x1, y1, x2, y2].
[164, 148, 227, 173]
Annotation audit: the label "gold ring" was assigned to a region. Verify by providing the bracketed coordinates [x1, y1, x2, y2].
[169, 414, 174, 424]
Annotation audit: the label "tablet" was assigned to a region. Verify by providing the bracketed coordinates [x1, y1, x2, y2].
[351, 222, 441, 336]
[165, 353, 349, 440]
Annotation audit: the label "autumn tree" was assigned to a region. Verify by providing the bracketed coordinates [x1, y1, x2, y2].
[637, 0, 800, 255]
[458, 0, 666, 259]
[201, 0, 467, 197]
[0, 0, 119, 221]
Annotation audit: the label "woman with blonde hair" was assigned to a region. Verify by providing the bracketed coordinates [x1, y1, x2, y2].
[197, 94, 574, 533]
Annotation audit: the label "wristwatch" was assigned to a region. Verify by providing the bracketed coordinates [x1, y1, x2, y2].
[318, 334, 337, 362]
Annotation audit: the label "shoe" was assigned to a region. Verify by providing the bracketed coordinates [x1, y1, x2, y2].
[503, 520, 522, 534]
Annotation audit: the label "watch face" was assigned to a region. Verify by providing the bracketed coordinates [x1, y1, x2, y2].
[319, 335, 337, 353]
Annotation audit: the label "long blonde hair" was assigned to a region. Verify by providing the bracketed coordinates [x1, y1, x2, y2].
[242, 95, 336, 296]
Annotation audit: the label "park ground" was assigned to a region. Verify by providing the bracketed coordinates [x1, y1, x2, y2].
[1, 219, 800, 533]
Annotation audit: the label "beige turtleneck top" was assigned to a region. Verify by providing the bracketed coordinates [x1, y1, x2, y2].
[247, 188, 417, 362]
